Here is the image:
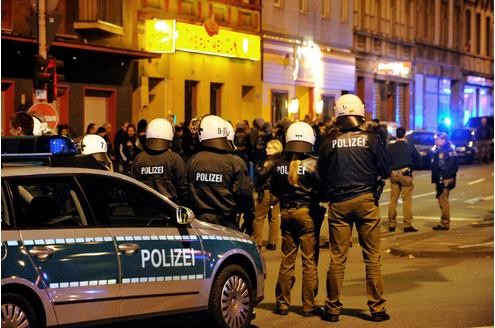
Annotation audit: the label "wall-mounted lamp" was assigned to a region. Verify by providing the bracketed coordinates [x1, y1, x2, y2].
[288, 98, 299, 114]
[315, 99, 324, 115]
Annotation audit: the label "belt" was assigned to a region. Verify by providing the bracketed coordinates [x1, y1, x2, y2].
[280, 200, 316, 210]
[392, 167, 412, 176]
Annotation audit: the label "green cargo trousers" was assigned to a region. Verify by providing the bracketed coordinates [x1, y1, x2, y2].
[275, 207, 319, 313]
[325, 193, 387, 315]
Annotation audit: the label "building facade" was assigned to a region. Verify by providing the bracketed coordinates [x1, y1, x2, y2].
[261, 0, 355, 123]
[136, 0, 262, 126]
[1, 0, 158, 136]
[354, 0, 493, 131]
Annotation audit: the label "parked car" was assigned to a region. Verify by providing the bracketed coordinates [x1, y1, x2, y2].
[449, 128, 478, 164]
[1, 135, 265, 328]
[405, 130, 436, 169]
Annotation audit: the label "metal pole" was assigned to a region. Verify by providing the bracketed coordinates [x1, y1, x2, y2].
[38, 0, 47, 59]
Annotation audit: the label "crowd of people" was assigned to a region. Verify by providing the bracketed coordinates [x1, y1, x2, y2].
[8, 94, 491, 322]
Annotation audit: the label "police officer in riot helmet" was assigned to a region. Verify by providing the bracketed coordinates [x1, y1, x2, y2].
[271, 121, 324, 317]
[131, 118, 185, 203]
[180, 115, 255, 232]
[318, 94, 391, 322]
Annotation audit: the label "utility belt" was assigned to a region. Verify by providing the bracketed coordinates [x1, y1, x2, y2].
[280, 200, 316, 210]
[392, 167, 412, 176]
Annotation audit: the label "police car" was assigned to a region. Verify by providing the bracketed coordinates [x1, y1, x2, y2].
[1, 136, 265, 328]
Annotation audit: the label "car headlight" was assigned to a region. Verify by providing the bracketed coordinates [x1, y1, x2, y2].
[468, 141, 474, 147]
[456, 146, 466, 152]
[419, 150, 428, 156]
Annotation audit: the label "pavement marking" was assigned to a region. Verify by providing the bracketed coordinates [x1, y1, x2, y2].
[381, 191, 437, 205]
[467, 178, 486, 185]
[394, 215, 480, 222]
[463, 195, 494, 204]
[456, 241, 494, 249]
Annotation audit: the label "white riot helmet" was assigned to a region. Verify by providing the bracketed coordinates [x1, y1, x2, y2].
[198, 115, 231, 151]
[80, 134, 111, 165]
[145, 118, 174, 152]
[334, 94, 366, 130]
[225, 120, 237, 151]
[285, 121, 315, 153]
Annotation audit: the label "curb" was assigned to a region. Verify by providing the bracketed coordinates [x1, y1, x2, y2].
[388, 246, 494, 258]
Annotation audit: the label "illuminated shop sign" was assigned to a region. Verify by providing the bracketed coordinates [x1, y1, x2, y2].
[466, 76, 493, 86]
[376, 61, 411, 78]
[145, 19, 176, 53]
[144, 20, 260, 60]
[176, 22, 260, 61]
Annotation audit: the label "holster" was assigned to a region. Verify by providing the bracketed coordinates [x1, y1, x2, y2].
[373, 179, 385, 206]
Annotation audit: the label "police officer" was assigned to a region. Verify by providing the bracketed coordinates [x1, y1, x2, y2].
[54, 134, 113, 170]
[180, 115, 255, 231]
[272, 121, 324, 317]
[318, 94, 391, 322]
[386, 126, 421, 232]
[431, 132, 459, 230]
[131, 118, 185, 203]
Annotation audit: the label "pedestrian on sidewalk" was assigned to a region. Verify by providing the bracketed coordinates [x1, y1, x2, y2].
[271, 122, 324, 317]
[318, 94, 391, 323]
[475, 117, 493, 164]
[431, 132, 459, 230]
[252, 139, 283, 250]
[386, 126, 421, 233]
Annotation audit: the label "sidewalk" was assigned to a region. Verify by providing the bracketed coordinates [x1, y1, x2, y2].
[382, 215, 494, 258]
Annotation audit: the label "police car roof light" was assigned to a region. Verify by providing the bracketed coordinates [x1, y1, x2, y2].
[1, 135, 77, 159]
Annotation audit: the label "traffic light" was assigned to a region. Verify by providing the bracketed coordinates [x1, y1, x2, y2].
[46, 57, 65, 103]
[33, 55, 50, 90]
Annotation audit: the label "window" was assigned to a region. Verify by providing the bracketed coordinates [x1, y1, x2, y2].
[210, 83, 223, 115]
[465, 10, 472, 51]
[179, 0, 199, 16]
[475, 13, 481, 54]
[274, 0, 283, 8]
[340, 0, 349, 23]
[78, 175, 175, 227]
[486, 17, 492, 56]
[322, 0, 330, 18]
[440, 1, 449, 46]
[298, 0, 308, 13]
[9, 177, 87, 228]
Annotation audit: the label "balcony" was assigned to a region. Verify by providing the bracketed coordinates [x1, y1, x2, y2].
[74, 0, 123, 35]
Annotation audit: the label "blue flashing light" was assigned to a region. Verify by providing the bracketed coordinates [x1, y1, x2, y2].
[49, 136, 77, 155]
[443, 117, 452, 127]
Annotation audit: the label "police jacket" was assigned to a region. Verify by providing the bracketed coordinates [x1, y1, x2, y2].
[431, 143, 459, 185]
[318, 127, 391, 203]
[386, 139, 421, 170]
[179, 147, 255, 224]
[270, 153, 321, 208]
[131, 149, 185, 203]
[255, 153, 283, 192]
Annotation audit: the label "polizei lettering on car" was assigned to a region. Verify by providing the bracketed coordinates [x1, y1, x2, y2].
[195, 172, 223, 182]
[141, 248, 196, 268]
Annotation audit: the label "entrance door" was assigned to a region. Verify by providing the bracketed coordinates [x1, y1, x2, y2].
[272, 91, 288, 123]
[185, 80, 199, 123]
[83, 88, 116, 134]
[210, 83, 223, 115]
[321, 94, 335, 120]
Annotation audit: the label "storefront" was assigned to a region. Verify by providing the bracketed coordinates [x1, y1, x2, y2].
[462, 75, 494, 125]
[140, 19, 262, 126]
[262, 36, 355, 124]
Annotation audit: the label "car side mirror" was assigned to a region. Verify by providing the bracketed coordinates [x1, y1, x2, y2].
[176, 206, 195, 225]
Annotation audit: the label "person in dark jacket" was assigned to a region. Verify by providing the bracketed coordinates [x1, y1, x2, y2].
[131, 118, 185, 203]
[272, 121, 324, 317]
[180, 115, 255, 231]
[318, 94, 391, 323]
[252, 139, 283, 249]
[119, 123, 142, 175]
[386, 127, 421, 232]
[475, 117, 493, 164]
[431, 132, 459, 230]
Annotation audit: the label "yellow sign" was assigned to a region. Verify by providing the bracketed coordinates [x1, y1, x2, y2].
[176, 22, 260, 61]
[145, 19, 176, 53]
[376, 61, 411, 78]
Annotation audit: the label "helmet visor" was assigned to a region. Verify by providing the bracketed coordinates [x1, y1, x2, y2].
[285, 141, 313, 153]
[145, 138, 171, 152]
[335, 115, 366, 130]
[202, 137, 231, 151]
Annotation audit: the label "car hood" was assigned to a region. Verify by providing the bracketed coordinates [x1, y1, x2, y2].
[190, 219, 249, 240]
[414, 144, 433, 152]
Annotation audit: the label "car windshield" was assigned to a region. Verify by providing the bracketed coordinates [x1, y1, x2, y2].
[406, 132, 435, 146]
[449, 129, 471, 141]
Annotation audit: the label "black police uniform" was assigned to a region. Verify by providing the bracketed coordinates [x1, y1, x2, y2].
[431, 143, 458, 229]
[180, 147, 255, 231]
[318, 127, 391, 318]
[131, 149, 185, 203]
[271, 153, 324, 315]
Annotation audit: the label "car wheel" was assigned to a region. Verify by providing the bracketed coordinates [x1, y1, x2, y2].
[1, 293, 40, 328]
[208, 264, 253, 328]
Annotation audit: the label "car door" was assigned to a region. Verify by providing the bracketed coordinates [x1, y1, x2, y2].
[77, 174, 205, 318]
[5, 176, 120, 325]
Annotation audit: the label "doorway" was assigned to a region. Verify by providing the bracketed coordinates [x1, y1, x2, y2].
[271, 90, 288, 123]
[185, 80, 199, 123]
